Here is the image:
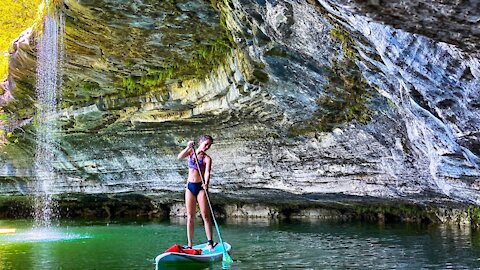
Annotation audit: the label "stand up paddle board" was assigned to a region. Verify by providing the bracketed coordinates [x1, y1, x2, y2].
[155, 242, 231, 268]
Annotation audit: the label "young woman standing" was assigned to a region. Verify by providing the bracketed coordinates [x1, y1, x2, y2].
[177, 135, 215, 250]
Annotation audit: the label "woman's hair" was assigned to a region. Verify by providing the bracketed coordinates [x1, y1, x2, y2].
[198, 134, 213, 144]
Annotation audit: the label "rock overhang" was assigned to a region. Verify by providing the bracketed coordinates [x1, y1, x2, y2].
[61, 0, 234, 107]
[0, 0, 479, 209]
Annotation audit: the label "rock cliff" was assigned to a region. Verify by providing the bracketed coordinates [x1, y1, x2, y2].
[0, 0, 479, 220]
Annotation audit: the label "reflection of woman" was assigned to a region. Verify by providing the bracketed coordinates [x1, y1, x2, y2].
[177, 135, 214, 250]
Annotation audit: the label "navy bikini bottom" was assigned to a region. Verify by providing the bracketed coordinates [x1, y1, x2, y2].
[187, 182, 203, 197]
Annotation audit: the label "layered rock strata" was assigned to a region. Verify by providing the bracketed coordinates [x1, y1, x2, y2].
[0, 0, 479, 220]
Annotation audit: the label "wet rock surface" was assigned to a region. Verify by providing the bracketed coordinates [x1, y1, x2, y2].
[0, 0, 479, 219]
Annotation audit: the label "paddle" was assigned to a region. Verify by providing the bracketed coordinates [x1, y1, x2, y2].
[191, 145, 233, 267]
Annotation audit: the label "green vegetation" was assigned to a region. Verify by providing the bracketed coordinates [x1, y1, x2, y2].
[0, 56, 8, 84]
[317, 59, 372, 124]
[118, 35, 233, 98]
[287, 18, 371, 136]
[330, 25, 359, 60]
[32, 0, 64, 37]
[0, 0, 43, 81]
[467, 206, 480, 227]
[58, 0, 238, 107]
[112, 0, 236, 100]
[61, 80, 102, 106]
[0, 75, 37, 141]
[290, 58, 373, 135]
[0, 123, 36, 182]
[1, 120, 35, 150]
[0, 0, 44, 141]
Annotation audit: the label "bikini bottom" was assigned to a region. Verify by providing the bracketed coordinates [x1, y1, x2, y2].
[186, 182, 203, 197]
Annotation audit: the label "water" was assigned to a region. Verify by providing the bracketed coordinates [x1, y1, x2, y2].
[1, 219, 480, 269]
[33, 5, 64, 226]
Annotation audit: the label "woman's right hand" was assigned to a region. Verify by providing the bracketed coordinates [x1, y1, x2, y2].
[187, 141, 195, 148]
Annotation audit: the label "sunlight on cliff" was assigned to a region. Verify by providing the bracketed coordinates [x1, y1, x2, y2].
[0, 0, 43, 80]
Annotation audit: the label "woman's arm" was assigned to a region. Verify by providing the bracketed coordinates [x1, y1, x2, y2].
[177, 141, 194, 160]
[203, 156, 212, 190]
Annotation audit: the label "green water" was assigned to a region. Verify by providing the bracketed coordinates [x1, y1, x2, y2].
[1, 219, 480, 269]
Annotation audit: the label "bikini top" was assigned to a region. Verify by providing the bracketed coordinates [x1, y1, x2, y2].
[188, 153, 206, 171]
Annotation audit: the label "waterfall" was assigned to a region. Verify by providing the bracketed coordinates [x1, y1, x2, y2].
[33, 5, 64, 227]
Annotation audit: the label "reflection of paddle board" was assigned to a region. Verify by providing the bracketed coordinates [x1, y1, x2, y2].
[155, 242, 231, 269]
[0, 228, 16, 234]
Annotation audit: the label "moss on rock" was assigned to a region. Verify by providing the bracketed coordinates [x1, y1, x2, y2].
[58, 0, 236, 108]
[330, 25, 359, 60]
[117, 34, 234, 99]
[467, 206, 480, 227]
[290, 58, 373, 135]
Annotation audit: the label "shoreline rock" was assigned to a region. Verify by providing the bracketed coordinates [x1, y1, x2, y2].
[0, 193, 477, 227]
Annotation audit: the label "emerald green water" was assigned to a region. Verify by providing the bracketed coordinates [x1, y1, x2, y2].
[1, 219, 480, 269]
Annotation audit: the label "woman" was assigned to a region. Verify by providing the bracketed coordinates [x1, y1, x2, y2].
[177, 135, 215, 250]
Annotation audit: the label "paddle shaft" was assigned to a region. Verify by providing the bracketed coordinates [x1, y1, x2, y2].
[191, 146, 231, 262]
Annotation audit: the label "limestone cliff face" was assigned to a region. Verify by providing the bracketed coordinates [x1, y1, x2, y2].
[0, 0, 479, 210]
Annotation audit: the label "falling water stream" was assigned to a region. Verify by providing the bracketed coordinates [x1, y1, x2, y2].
[33, 2, 64, 228]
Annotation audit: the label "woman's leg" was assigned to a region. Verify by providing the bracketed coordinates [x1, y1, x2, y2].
[185, 188, 197, 247]
[197, 190, 213, 246]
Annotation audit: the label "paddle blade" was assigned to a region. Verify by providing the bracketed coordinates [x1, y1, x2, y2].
[222, 251, 233, 268]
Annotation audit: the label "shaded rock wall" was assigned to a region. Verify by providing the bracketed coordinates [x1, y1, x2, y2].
[326, 0, 480, 55]
[315, 0, 480, 201]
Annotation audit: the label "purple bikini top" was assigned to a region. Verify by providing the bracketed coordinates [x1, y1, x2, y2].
[188, 153, 206, 171]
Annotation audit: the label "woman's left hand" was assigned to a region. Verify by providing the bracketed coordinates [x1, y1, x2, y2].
[202, 183, 208, 191]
